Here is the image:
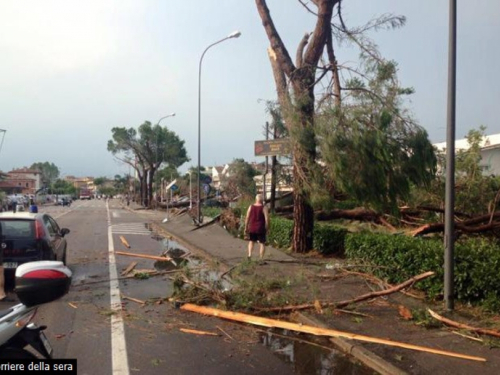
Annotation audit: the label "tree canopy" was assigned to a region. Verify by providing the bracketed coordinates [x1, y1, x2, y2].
[30, 161, 60, 187]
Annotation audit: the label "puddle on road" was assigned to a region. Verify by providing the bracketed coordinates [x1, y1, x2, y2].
[260, 330, 373, 375]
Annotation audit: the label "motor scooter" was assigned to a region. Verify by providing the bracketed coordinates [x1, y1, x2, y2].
[0, 261, 72, 359]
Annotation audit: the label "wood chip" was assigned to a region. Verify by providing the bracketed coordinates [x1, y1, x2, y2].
[68, 302, 77, 309]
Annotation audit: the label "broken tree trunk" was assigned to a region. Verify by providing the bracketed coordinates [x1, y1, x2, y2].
[257, 271, 434, 313]
[315, 208, 381, 222]
[180, 303, 485, 362]
[428, 309, 500, 339]
[411, 211, 500, 236]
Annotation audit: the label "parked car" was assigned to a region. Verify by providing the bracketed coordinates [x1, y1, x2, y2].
[0, 213, 70, 272]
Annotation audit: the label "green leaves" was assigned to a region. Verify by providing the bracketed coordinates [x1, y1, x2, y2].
[345, 232, 500, 311]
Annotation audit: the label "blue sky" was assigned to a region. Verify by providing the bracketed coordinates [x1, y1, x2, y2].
[0, 1, 498, 178]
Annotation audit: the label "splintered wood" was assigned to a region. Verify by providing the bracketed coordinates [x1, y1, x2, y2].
[181, 303, 486, 362]
[120, 236, 131, 248]
[428, 309, 500, 339]
[115, 251, 172, 262]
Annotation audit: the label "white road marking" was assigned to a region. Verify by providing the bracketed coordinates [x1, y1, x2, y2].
[106, 201, 130, 375]
[111, 223, 151, 236]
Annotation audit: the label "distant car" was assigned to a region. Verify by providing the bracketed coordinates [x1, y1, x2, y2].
[0, 212, 70, 271]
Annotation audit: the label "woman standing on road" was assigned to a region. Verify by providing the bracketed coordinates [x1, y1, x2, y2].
[244, 194, 269, 260]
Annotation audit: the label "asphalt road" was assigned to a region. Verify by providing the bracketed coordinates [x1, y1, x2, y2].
[28, 199, 292, 375]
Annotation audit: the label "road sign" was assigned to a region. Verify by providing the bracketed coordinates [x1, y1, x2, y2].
[203, 184, 211, 195]
[165, 179, 177, 190]
[254, 139, 291, 156]
[170, 184, 179, 191]
[203, 175, 212, 184]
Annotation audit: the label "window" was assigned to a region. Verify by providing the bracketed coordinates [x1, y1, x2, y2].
[0, 220, 35, 239]
[43, 216, 57, 237]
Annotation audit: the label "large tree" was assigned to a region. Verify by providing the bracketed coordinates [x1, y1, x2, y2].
[107, 122, 189, 207]
[30, 162, 60, 187]
[256, 0, 436, 252]
[108, 127, 149, 205]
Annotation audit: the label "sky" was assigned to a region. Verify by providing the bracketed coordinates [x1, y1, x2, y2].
[0, 1, 499, 178]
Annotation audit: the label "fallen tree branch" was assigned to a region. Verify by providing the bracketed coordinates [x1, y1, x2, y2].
[181, 303, 485, 362]
[191, 214, 221, 231]
[115, 251, 172, 262]
[256, 271, 434, 313]
[179, 328, 218, 336]
[122, 295, 146, 305]
[428, 309, 500, 339]
[121, 261, 138, 276]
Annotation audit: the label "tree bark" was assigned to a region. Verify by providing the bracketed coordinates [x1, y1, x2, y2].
[257, 0, 337, 253]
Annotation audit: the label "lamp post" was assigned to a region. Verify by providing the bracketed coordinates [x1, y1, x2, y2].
[197, 31, 241, 224]
[187, 171, 193, 209]
[444, 0, 457, 311]
[155, 113, 176, 206]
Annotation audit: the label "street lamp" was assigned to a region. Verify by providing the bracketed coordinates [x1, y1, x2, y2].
[197, 30, 241, 224]
[187, 171, 193, 209]
[155, 113, 176, 206]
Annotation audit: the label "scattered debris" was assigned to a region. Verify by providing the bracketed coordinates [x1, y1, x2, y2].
[190, 215, 221, 231]
[216, 326, 234, 341]
[122, 295, 146, 305]
[398, 305, 413, 320]
[257, 271, 435, 313]
[179, 328, 218, 336]
[335, 309, 372, 318]
[181, 303, 486, 362]
[450, 330, 484, 343]
[68, 302, 78, 309]
[121, 261, 138, 276]
[116, 251, 172, 262]
[120, 236, 131, 248]
[428, 309, 500, 339]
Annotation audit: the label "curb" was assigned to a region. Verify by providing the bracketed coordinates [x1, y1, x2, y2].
[292, 312, 408, 375]
[149, 220, 231, 273]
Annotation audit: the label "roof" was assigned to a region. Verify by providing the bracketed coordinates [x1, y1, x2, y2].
[9, 168, 41, 174]
[0, 212, 39, 220]
[434, 133, 500, 151]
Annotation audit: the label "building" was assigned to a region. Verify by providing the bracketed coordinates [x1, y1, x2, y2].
[0, 168, 41, 195]
[434, 133, 500, 175]
[65, 176, 95, 193]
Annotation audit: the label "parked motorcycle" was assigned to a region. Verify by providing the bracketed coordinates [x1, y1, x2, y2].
[0, 261, 72, 359]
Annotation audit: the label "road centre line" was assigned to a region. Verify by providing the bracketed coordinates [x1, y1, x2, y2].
[106, 201, 130, 375]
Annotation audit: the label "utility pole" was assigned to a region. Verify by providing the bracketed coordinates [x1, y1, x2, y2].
[444, 0, 457, 311]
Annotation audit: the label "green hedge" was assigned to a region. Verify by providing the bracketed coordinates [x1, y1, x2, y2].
[345, 232, 500, 310]
[268, 217, 293, 249]
[313, 223, 348, 255]
[268, 217, 347, 255]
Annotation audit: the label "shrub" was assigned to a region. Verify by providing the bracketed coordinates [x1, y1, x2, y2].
[268, 217, 293, 249]
[313, 223, 348, 255]
[345, 232, 500, 310]
[201, 207, 222, 218]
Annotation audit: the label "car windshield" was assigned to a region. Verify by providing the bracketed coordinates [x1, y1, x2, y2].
[0, 220, 35, 239]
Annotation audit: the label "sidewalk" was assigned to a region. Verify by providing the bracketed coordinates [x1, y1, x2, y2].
[128, 204, 500, 375]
